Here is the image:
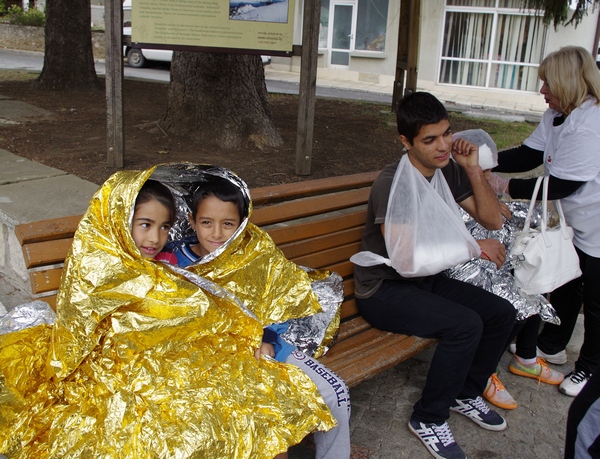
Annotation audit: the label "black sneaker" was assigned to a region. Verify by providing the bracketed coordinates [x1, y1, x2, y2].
[450, 396, 507, 431]
[408, 418, 467, 459]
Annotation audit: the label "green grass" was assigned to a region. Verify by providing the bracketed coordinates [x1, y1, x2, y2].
[0, 69, 39, 81]
[449, 112, 538, 150]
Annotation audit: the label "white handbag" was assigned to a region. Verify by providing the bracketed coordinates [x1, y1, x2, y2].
[511, 175, 582, 295]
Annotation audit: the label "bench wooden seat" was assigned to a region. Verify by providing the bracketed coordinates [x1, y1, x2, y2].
[14, 171, 436, 388]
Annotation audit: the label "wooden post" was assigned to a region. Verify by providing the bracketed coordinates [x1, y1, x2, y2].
[295, 0, 320, 175]
[392, 0, 421, 113]
[105, 0, 124, 168]
[392, 0, 410, 113]
[406, 0, 421, 94]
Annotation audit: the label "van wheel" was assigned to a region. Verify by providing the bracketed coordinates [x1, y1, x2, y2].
[127, 48, 147, 68]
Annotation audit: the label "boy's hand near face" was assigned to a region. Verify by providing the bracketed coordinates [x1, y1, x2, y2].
[451, 138, 480, 169]
[255, 342, 275, 360]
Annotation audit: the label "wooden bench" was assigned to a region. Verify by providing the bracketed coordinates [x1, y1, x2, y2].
[14, 171, 435, 388]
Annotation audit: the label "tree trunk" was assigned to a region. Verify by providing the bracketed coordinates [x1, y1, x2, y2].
[161, 52, 283, 150]
[37, 0, 101, 90]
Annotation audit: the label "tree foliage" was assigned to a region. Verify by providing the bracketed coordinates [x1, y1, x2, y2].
[522, 0, 600, 28]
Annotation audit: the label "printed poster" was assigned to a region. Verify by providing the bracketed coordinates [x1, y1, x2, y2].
[131, 0, 295, 52]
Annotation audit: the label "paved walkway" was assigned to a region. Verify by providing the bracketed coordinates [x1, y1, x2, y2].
[0, 72, 580, 459]
[263, 66, 546, 123]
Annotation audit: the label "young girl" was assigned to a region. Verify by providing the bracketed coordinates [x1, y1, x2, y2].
[0, 166, 335, 459]
[168, 170, 351, 459]
[131, 179, 177, 263]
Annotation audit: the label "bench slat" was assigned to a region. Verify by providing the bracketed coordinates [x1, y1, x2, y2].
[336, 316, 372, 341]
[312, 259, 355, 280]
[251, 188, 370, 227]
[344, 279, 355, 297]
[340, 298, 359, 319]
[21, 239, 73, 269]
[14, 214, 82, 245]
[290, 242, 362, 271]
[323, 334, 436, 387]
[251, 171, 378, 206]
[30, 268, 63, 294]
[279, 227, 364, 261]
[265, 209, 367, 246]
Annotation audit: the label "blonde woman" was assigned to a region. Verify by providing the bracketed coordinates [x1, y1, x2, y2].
[489, 46, 600, 399]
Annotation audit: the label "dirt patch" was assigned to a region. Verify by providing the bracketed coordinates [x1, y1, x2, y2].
[0, 77, 487, 188]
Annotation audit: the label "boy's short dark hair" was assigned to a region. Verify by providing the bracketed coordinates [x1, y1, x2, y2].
[190, 176, 247, 221]
[135, 180, 177, 226]
[396, 92, 449, 144]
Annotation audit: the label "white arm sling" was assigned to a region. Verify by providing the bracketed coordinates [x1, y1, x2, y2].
[351, 154, 481, 277]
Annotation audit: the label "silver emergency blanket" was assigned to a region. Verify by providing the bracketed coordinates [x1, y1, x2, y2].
[282, 268, 344, 356]
[444, 201, 560, 324]
[151, 164, 251, 244]
[0, 301, 55, 335]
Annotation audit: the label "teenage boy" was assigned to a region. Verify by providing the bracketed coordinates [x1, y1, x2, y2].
[354, 92, 516, 459]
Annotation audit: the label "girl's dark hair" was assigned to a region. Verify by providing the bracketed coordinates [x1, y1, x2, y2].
[135, 180, 177, 226]
[396, 92, 449, 144]
[190, 176, 247, 221]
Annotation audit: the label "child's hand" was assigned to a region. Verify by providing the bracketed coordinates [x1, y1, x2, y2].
[499, 202, 512, 220]
[254, 342, 275, 360]
[477, 238, 506, 269]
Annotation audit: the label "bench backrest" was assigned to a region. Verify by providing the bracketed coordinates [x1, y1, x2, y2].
[15, 170, 438, 388]
[15, 171, 378, 318]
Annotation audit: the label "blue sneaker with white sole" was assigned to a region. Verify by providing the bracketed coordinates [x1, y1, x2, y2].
[450, 396, 507, 431]
[408, 418, 467, 459]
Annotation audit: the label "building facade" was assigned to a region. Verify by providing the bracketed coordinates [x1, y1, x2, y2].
[274, 0, 600, 112]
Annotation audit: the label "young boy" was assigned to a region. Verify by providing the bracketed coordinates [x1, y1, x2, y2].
[352, 92, 516, 459]
[168, 171, 351, 459]
[446, 130, 564, 411]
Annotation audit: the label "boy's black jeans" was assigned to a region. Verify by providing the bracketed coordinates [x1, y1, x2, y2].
[357, 275, 516, 424]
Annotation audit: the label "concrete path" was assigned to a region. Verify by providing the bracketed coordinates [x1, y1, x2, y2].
[0, 149, 99, 309]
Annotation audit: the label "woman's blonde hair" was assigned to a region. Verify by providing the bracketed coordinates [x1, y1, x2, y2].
[538, 46, 600, 115]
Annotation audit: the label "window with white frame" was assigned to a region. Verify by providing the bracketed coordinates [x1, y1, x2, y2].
[355, 0, 389, 51]
[440, 0, 546, 91]
[319, 0, 389, 52]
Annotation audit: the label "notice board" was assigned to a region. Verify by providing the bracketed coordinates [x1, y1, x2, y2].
[131, 0, 295, 52]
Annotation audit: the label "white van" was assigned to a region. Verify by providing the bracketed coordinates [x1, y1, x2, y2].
[122, 0, 172, 68]
[122, 0, 270, 68]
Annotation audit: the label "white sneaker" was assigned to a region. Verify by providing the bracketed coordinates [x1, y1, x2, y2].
[537, 347, 568, 365]
[508, 344, 567, 365]
[559, 369, 590, 397]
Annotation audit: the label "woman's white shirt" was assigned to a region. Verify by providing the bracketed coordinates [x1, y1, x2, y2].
[523, 97, 600, 256]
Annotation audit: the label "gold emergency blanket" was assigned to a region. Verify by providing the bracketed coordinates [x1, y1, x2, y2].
[0, 166, 335, 459]
[186, 221, 333, 343]
[181, 223, 341, 359]
[162, 164, 341, 358]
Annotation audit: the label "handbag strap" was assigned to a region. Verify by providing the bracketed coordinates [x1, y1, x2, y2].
[523, 176, 572, 244]
[543, 175, 572, 241]
[523, 176, 544, 232]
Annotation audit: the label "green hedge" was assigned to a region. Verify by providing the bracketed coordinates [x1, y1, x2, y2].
[5, 5, 46, 27]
